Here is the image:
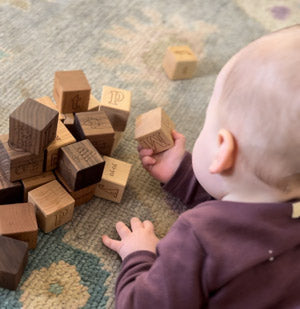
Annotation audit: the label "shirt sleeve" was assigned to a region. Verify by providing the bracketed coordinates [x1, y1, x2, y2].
[162, 151, 214, 208]
[115, 216, 207, 309]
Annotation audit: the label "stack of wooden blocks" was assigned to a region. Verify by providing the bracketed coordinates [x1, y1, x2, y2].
[0, 70, 132, 290]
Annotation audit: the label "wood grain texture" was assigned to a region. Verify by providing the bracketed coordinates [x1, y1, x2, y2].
[0, 167, 23, 204]
[35, 96, 65, 121]
[0, 203, 38, 249]
[99, 86, 131, 131]
[9, 98, 59, 155]
[45, 120, 76, 171]
[88, 94, 100, 111]
[0, 235, 28, 290]
[163, 46, 197, 80]
[0, 134, 44, 182]
[55, 170, 96, 206]
[54, 70, 91, 113]
[135, 107, 175, 154]
[74, 111, 114, 155]
[57, 139, 105, 191]
[94, 156, 132, 203]
[22, 171, 56, 201]
[28, 180, 75, 233]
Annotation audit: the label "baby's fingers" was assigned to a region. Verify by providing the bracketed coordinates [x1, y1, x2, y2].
[142, 156, 156, 170]
[102, 235, 122, 253]
[139, 148, 153, 159]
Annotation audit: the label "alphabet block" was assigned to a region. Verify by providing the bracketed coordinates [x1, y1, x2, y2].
[163, 46, 197, 80]
[99, 86, 131, 131]
[0, 134, 44, 182]
[57, 139, 105, 191]
[9, 98, 59, 155]
[74, 111, 114, 155]
[53, 70, 91, 113]
[55, 170, 96, 207]
[0, 203, 38, 249]
[28, 180, 75, 233]
[88, 94, 100, 112]
[35, 96, 65, 121]
[112, 131, 124, 153]
[135, 107, 175, 154]
[94, 156, 132, 203]
[22, 171, 56, 201]
[0, 235, 28, 290]
[0, 168, 23, 204]
[45, 120, 76, 171]
[63, 113, 77, 139]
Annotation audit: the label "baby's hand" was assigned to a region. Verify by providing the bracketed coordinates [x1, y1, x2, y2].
[138, 130, 186, 183]
[102, 217, 159, 260]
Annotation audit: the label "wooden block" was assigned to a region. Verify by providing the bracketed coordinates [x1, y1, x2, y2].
[0, 203, 38, 249]
[0, 235, 28, 290]
[63, 113, 78, 139]
[28, 180, 75, 233]
[45, 120, 76, 171]
[0, 134, 44, 182]
[54, 70, 91, 113]
[74, 111, 114, 155]
[94, 156, 132, 203]
[88, 94, 100, 111]
[35, 96, 65, 121]
[55, 170, 96, 206]
[57, 139, 105, 191]
[162, 46, 197, 80]
[9, 98, 59, 155]
[112, 131, 124, 153]
[99, 86, 131, 131]
[22, 171, 56, 201]
[135, 107, 175, 154]
[0, 168, 23, 204]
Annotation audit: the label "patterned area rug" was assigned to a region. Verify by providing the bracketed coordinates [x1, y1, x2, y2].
[0, 0, 298, 308]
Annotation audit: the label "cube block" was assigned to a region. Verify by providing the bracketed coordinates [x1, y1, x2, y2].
[163, 46, 197, 80]
[135, 107, 175, 154]
[0, 168, 23, 204]
[57, 139, 105, 191]
[9, 98, 59, 155]
[54, 70, 91, 113]
[99, 86, 131, 131]
[94, 156, 132, 203]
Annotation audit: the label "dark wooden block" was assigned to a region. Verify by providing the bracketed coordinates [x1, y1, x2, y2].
[9, 98, 59, 155]
[0, 167, 23, 204]
[74, 111, 115, 155]
[0, 235, 28, 290]
[53, 70, 91, 113]
[0, 203, 38, 249]
[57, 139, 105, 191]
[0, 134, 44, 182]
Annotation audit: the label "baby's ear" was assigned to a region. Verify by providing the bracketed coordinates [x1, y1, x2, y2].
[209, 129, 236, 174]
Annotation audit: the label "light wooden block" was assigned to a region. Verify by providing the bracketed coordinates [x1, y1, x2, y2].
[95, 156, 132, 203]
[35, 96, 65, 121]
[22, 171, 56, 201]
[0, 235, 28, 290]
[99, 86, 131, 131]
[74, 111, 114, 155]
[0, 167, 23, 204]
[0, 134, 44, 182]
[135, 107, 175, 154]
[55, 170, 96, 207]
[57, 139, 105, 191]
[163, 46, 197, 80]
[45, 120, 76, 171]
[0, 203, 38, 249]
[28, 180, 75, 233]
[112, 131, 124, 153]
[9, 98, 59, 155]
[53, 70, 91, 113]
[88, 94, 100, 111]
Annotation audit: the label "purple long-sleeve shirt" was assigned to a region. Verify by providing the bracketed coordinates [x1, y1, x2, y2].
[116, 152, 300, 308]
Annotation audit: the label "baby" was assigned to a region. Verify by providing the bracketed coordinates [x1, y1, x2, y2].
[102, 25, 300, 308]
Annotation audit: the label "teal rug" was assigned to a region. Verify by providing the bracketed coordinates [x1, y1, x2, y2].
[0, 0, 298, 308]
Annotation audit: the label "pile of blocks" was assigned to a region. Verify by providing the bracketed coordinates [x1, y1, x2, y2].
[0, 70, 132, 290]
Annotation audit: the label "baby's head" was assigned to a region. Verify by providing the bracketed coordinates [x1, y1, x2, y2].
[192, 25, 300, 203]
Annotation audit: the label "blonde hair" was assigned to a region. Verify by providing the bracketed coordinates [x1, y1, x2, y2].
[217, 25, 300, 197]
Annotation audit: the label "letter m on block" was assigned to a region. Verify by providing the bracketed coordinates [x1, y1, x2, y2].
[141, 132, 171, 153]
